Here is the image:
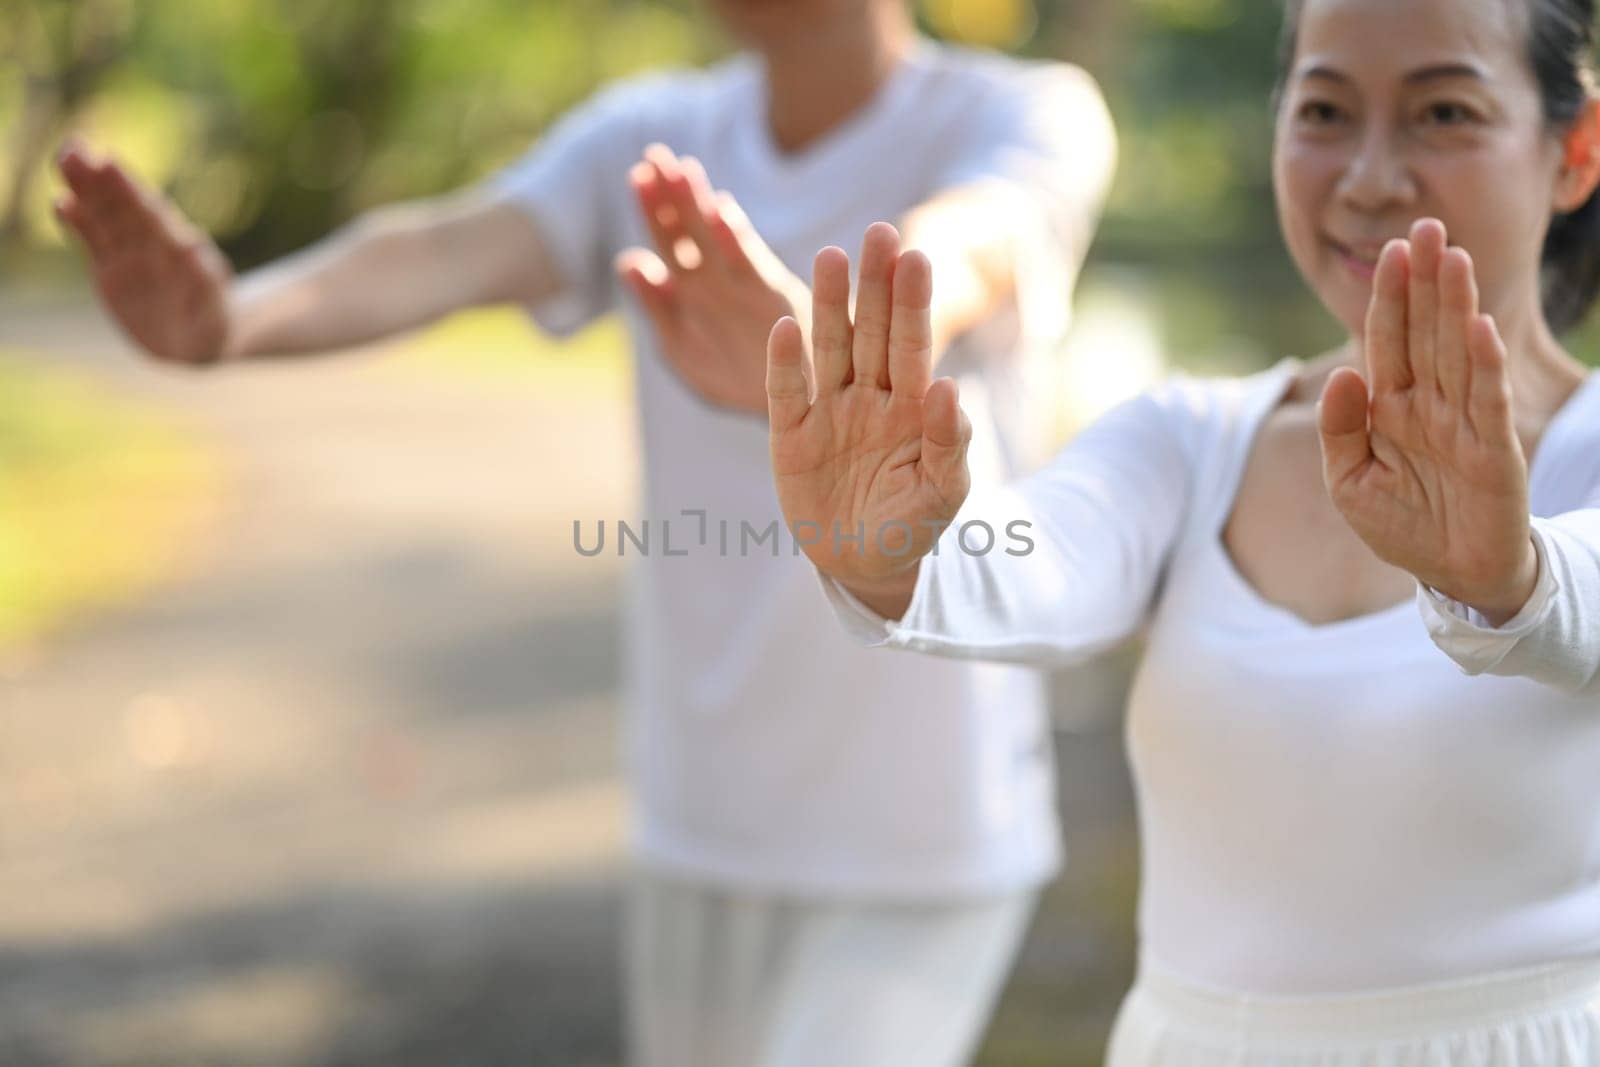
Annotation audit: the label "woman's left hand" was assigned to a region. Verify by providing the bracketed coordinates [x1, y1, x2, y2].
[1318, 217, 1538, 626]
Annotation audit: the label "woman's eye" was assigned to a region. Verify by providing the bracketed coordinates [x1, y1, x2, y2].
[1419, 101, 1480, 126]
[1296, 100, 1345, 125]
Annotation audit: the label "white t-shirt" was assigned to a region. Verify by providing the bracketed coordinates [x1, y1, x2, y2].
[493, 41, 1114, 896]
[827, 360, 1600, 989]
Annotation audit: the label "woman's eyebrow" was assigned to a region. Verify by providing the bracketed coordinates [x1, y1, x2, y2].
[1297, 61, 1490, 86]
[1402, 62, 1490, 85]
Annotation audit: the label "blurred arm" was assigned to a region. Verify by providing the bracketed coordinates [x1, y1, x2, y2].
[56, 141, 568, 366]
[902, 63, 1117, 365]
[227, 189, 562, 360]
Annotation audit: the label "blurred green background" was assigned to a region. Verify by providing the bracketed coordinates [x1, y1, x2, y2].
[3, 0, 1334, 359]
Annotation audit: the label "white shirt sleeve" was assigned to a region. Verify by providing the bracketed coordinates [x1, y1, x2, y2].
[932, 61, 1115, 261]
[1417, 503, 1600, 695]
[931, 61, 1117, 360]
[486, 78, 661, 336]
[819, 381, 1198, 668]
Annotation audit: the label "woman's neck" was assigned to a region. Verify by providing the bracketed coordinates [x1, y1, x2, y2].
[1487, 298, 1591, 425]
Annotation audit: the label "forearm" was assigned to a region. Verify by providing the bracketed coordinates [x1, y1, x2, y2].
[821, 387, 1194, 667]
[901, 66, 1117, 367]
[225, 215, 420, 359]
[822, 488, 1147, 667]
[900, 190, 1017, 364]
[226, 194, 557, 361]
[834, 565, 921, 621]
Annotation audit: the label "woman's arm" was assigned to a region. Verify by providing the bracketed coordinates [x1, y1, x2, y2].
[223, 191, 561, 361]
[767, 223, 1193, 669]
[55, 141, 560, 366]
[1317, 217, 1600, 695]
[820, 383, 1194, 667]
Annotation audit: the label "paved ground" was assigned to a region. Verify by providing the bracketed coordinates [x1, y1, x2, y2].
[0, 295, 1140, 1066]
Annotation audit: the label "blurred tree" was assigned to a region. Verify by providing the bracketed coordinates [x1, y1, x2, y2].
[5, 0, 1409, 366]
[1, 0, 133, 245]
[3, 0, 714, 263]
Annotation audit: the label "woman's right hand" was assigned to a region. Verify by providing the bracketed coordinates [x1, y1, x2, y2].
[54, 140, 235, 366]
[766, 222, 973, 618]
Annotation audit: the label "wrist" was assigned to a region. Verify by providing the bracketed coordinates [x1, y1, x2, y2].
[839, 562, 922, 622]
[1463, 536, 1541, 628]
[216, 325, 246, 364]
[217, 289, 251, 363]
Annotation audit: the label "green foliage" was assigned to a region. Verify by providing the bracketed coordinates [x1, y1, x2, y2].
[5, 0, 1590, 367]
[2, 0, 717, 262]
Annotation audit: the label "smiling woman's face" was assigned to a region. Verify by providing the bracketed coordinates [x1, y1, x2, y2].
[1273, 0, 1567, 339]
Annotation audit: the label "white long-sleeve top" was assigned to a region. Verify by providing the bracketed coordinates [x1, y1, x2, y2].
[826, 357, 1600, 994]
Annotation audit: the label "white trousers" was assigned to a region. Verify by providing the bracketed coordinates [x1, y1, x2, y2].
[1108, 953, 1600, 1067]
[623, 869, 1037, 1067]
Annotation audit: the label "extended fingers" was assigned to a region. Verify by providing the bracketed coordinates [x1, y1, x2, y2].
[633, 146, 700, 272]
[103, 171, 191, 260]
[887, 249, 933, 401]
[851, 222, 900, 389]
[1435, 246, 1478, 407]
[1407, 218, 1444, 394]
[615, 247, 679, 329]
[54, 194, 111, 258]
[57, 146, 201, 271]
[1467, 313, 1515, 445]
[706, 191, 759, 275]
[643, 144, 718, 273]
[57, 146, 153, 251]
[56, 139, 102, 201]
[919, 377, 972, 507]
[1318, 365, 1374, 492]
[1365, 239, 1412, 395]
[669, 154, 719, 254]
[811, 245, 854, 391]
[767, 315, 814, 432]
[630, 159, 677, 265]
[94, 161, 166, 250]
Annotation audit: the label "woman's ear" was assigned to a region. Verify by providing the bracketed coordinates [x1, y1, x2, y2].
[1555, 97, 1600, 213]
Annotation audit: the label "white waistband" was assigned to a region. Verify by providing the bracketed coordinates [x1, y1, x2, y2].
[1133, 954, 1600, 1043]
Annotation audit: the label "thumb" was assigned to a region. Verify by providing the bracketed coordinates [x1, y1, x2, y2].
[615, 248, 678, 335]
[766, 315, 813, 433]
[1318, 365, 1373, 493]
[920, 377, 972, 507]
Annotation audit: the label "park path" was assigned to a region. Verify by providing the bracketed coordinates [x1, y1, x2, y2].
[1, 296, 639, 1065]
[0, 294, 1139, 1066]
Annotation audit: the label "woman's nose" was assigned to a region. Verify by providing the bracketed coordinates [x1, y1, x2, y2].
[1336, 129, 1417, 213]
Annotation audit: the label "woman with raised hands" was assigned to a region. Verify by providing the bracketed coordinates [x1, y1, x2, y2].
[768, 0, 1600, 1062]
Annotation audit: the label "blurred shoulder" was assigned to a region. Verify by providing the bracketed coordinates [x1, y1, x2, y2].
[918, 41, 1106, 111]
[579, 55, 755, 118]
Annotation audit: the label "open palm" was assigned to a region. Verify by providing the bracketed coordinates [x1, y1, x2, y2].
[55, 141, 234, 365]
[767, 223, 972, 598]
[1319, 218, 1536, 622]
[617, 145, 809, 415]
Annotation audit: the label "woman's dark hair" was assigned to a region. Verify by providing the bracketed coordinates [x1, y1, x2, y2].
[1275, 0, 1600, 334]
